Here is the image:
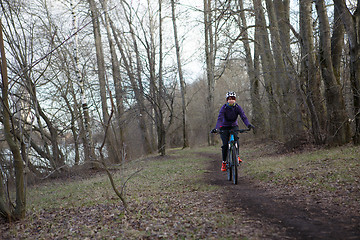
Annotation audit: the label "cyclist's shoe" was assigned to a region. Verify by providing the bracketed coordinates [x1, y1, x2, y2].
[221, 162, 227, 171]
[238, 156, 242, 164]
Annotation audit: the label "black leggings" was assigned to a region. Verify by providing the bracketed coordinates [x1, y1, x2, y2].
[220, 126, 239, 162]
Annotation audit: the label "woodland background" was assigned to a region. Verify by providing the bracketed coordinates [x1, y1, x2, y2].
[0, 0, 359, 220]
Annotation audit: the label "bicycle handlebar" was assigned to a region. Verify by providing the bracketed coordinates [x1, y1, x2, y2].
[212, 128, 251, 134]
[235, 128, 251, 133]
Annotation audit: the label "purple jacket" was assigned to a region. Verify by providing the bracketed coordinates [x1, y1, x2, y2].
[215, 103, 250, 129]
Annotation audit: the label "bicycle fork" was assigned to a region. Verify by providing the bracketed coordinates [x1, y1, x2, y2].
[228, 134, 238, 167]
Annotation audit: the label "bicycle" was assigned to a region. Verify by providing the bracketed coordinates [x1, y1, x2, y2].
[216, 128, 251, 184]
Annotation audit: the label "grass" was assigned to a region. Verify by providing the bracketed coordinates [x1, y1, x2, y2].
[242, 144, 360, 193]
[125, 147, 218, 193]
[17, 147, 248, 239]
[28, 175, 112, 210]
[3, 144, 359, 239]
[26, 147, 213, 210]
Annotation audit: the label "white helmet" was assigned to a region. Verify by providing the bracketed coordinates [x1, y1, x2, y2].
[226, 91, 236, 99]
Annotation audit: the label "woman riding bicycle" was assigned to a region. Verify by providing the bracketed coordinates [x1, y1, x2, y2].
[211, 91, 254, 171]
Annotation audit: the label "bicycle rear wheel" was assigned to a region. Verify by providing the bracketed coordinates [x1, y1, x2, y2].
[232, 150, 238, 184]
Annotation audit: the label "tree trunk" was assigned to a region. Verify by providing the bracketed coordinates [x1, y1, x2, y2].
[109, 20, 153, 154]
[0, 170, 11, 220]
[299, 0, 326, 144]
[265, 0, 287, 139]
[113, 0, 154, 154]
[274, 0, 290, 53]
[71, 0, 96, 163]
[315, 0, 351, 145]
[63, 96, 80, 165]
[274, 0, 305, 140]
[171, 0, 189, 148]
[87, 0, 118, 161]
[265, 0, 303, 141]
[156, 0, 166, 156]
[129, 1, 155, 153]
[102, 0, 125, 162]
[253, 0, 281, 139]
[331, 5, 344, 79]
[204, 0, 215, 145]
[0, 19, 26, 220]
[29, 79, 65, 168]
[333, 0, 360, 144]
[237, 0, 265, 134]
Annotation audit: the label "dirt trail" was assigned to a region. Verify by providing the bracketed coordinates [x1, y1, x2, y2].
[204, 153, 360, 240]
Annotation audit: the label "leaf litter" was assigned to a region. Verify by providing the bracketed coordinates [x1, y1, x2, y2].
[1, 143, 359, 239]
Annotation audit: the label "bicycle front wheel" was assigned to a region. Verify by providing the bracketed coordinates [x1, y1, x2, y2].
[227, 151, 232, 181]
[232, 150, 238, 184]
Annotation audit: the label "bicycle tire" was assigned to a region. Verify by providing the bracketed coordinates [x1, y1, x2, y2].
[227, 150, 232, 181]
[232, 149, 238, 184]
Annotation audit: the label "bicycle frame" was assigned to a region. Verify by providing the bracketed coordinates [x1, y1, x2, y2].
[227, 130, 239, 184]
[220, 128, 250, 184]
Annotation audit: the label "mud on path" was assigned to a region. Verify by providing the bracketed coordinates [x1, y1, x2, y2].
[202, 152, 360, 240]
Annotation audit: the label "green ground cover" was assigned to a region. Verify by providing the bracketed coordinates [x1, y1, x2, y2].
[1, 144, 359, 239]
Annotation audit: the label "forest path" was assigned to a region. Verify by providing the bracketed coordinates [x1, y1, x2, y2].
[201, 152, 360, 240]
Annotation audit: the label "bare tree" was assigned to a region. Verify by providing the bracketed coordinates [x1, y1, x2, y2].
[315, 0, 351, 145]
[299, 0, 326, 144]
[71, 0, 96, 163]
[264, 0, 302, 141]
[236, 0, 265, 134]
[171, 0, 189, 148]
[87, 0, 118, 162]
[274, 0, 305, 142]
[204, 0, 216, 145]
[2, 0, 69, 170]
[0, 18, 26, 221]
[101, 0, 126, 162]
[156, 0, 166, 155]
[109, 6, 153, 155]
[333, 0, 360, 144]
[253, 0, 281, 139]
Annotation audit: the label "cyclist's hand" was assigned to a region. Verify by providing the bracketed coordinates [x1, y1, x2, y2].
[210, 128, 218, 133]
[248, 124, 255, 130]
